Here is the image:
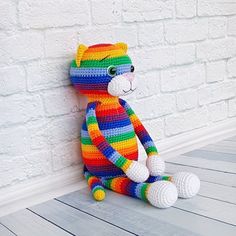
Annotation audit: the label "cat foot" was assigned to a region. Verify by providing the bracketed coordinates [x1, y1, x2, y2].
[146, 181, 178, 208]
[172, 172, 200, 198]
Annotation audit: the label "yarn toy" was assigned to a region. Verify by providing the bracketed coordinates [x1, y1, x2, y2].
[70, 43, 200, 208]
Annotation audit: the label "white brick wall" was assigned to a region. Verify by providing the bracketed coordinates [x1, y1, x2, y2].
[0, 0, 236, 194]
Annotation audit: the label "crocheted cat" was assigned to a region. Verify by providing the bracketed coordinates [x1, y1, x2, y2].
[70, 43, 200, 208]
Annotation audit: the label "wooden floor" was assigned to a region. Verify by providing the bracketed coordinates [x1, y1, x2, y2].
[1, 136, 236, 236]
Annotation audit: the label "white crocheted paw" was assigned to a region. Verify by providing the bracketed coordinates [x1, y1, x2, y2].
[146, 181, 178, 208]
[125, 161, 149, 183]
[172, 172, 200, 198]
[146, 155, 165, 175]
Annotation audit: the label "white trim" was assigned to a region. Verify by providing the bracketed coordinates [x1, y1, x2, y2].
[0, 118, 235, 217]
[0, 165, 86, 217]
[157, 118, 236, 160]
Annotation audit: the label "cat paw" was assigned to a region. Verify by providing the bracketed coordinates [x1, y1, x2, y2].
[146, 155, 165, 175]
[172, 172, 200, 198]
[146, 181, 178, 208]
[125, 161, 149, 183]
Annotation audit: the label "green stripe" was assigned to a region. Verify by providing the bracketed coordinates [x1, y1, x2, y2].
[146, 146, 158, 154]
[126, 108, 134, 116]
[87, 116, 97, 125]
[71, 56, 132, 68]
[81, 131, 135, 145]
[92, 186, 104, 193]
[140, 184, 149, 201]
[104, 179, 112, 189]
[115, 157, 127, 168]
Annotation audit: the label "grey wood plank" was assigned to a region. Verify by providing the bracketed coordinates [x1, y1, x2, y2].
[198, 181, 236, 204]
[0, 223, 15, 236]
[183, 149, 236, 163]
[175, 195, 236, 225]
[0, 209, 71, 236]
[201, 140, 236, 155]
[166, 162, 236, 187]
[168, 155, 236, 174]
[30, 199, 134, 236]
[226, 136, 236, 142]
[58, 187, 236, 236]
[58, 191, 198, 236]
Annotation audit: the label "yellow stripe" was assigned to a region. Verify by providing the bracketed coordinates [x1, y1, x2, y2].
[82, 49, 126, 61]
[110, 137, 137, 150]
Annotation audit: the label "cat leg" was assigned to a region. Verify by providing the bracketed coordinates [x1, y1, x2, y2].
[84, 166, 106, 201]
[101, 176, 178, 208]
[146, 173, 200, 199]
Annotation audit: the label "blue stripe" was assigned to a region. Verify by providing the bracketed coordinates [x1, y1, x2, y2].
[70, 64, 132, 77]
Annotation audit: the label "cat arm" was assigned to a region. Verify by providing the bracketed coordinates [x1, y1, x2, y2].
[119, 98, 165, 175]
[86, 101, 149, 182]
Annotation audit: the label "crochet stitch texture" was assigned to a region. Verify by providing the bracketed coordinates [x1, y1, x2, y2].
[70, 43, 200, 208]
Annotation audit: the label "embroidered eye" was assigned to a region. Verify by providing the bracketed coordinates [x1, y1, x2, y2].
[130, 65, 135, 72]
[107, 65, 117, 77]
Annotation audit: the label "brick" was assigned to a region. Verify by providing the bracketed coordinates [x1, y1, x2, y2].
[136, 71, 160, 99]
[197, 38, 236, 61]
[227, 57, 236, 78]
[198, 0, 236, 16]
[206, 61, 226, 83]
[45, 30, 78, 58]
[208, 17, 226, 39]
[132, 95, 176, 120]
[161, 64, 205, 92]
[228, 16, 236, 36]
[112, 27, 138, 48]
[123, 0, 174, 22]
[142, 119, 164, 141]
[26, 120, 50, 150]
[0, 94, 44, 127]
[47, 114, 83, 145]
[0, 127, 30, 156]
[42, 87, 81, 117]
[0, 151, 52, 187]
[0, 66, 26, 96]
[0, 0, 17, 29]
[52, 140, 81, 171]
[91, 0, 122, 24]
[176, 89, 198, 111]
[228, 98, 236, 117]
[175, 44, 195, 65]
[165, 19, 208, 44]
[208, 101, 227, 122]
[134, 47, 175, 72]
[27, 59, 71, 91]
[78, 26, 138, 48]
[0, 32, 44, 63]
[19, 0, 89, 28]
[138, 23, 164, 46]
[198, 81, 236, 105]
[176, 0, 196, 18]
[165, 107, 208, 136]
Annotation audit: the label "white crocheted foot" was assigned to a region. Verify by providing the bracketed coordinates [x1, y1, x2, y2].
[146, 181, 178, 208]
[125, 161, 149, 183]
[172, 172, 200, 198]
[146, 155, 165, 175]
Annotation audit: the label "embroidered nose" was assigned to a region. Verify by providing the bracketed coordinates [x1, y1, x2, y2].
[124, 72, 134, 82]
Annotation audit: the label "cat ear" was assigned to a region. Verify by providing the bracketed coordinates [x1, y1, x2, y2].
[76, 44, 88, 67]
[115, 42, 128, 53]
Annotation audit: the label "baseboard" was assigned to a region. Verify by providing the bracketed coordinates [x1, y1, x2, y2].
[158, 118, 236, 160]
[0, 118, 235, 217]
[0, 165, 86, 217]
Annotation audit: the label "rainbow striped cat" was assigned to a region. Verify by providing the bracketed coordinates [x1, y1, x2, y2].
[70, 43, 200, 208]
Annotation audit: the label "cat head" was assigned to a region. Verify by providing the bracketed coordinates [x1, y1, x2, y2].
[70, 43, 136, 97]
